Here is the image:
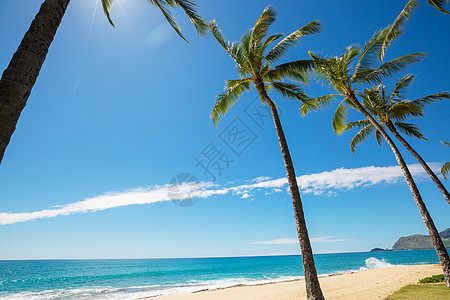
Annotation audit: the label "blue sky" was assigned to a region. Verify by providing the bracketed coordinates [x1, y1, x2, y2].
[0, 0, 449, 259]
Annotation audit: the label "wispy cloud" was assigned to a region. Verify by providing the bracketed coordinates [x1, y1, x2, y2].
[0, 163, 439, 225]
[249, 236, 358, 245]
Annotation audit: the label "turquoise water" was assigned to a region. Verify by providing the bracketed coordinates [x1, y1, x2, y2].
[0, 250, 442, 299]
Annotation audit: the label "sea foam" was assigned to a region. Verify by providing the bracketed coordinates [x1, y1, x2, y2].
[359, 257, 394, 271]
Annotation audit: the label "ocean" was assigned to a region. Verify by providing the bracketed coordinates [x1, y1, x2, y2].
[0, 250, 442, 299]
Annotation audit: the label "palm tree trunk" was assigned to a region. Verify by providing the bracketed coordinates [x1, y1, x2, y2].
[0, 0, 70, 164]
[348, 93, 450, 288]
[256, 80, 325, 300]
[385, 121, 450, 205]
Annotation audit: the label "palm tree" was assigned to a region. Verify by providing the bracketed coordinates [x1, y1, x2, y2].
[300, 30, 450, 287]
[209, 6, 325, 299]
[343, 76, 450, 205]
[0, 0, 207, 164]
[442, 141, 450, 180]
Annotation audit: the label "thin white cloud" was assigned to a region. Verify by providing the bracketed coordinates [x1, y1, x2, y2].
[0, 163, 439, 225]
[249, 236, 358, 245]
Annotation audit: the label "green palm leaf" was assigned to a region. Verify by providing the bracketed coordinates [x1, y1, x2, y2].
[265, 21, 321, 63]
[389, 74, 416, 103]
[299, 94, 337, 116]
[352, 26, 389, 80]
[263, 68, 308, 83]
[378, 0, 419, 61]
[346, 119, 371, 130]
[210, 20, 248, 73]
[428, 0, 450, 14]
[409, 92, 450, 108]
[101, 0, 116, 27]
[348, 123, 375, 153]
[357, 53, 426, 85]
[210, 79, 251, 126]
[101, 0, 207, 41]
[394, 121, 427, 140]
[262, 34, 284, 52]
[269, 81, 309, 102]
[332, 99, 350, 134]
[171, 0, 208, 36]
[388, 101, 424, 121]
[250, 5, 277, 47]
[442, 162, 450, 180]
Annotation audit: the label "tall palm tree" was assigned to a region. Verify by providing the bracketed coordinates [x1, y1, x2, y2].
[343, 76, 450, 205]
[209, 6, 325, 299]
[442, 141, 450, 180]
[300, 30, 450, 287]
[0, 0, 207, 164]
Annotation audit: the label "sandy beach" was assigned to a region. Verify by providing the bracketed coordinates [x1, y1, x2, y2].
[149, 264, 442, 300]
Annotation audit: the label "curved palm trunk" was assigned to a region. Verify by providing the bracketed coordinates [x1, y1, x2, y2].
[349, 94, 450, 288]
[0, 0, 70, 164]
[256, 81, 325, 300]
[385, 121, 450, 205]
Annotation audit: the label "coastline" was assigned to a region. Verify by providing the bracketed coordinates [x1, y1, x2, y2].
[147, 264, 442, 300]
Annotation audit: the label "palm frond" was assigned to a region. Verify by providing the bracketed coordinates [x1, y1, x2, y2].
[263, 68, 309, 83]
[262, 33, 284, 52]
[378, 0, 419, 61]
[410, 92, 450, 107]
[352, 26, 389, 81]
[250, 5, 277, 46]
[333, 99, 350, 135]
[348, 123, 375, 153]
[428, 0, 450, 14]
[269, 81, 309, 102]
[249, 6, 277, 68]
[101, 0, 116, 27]
[149, 0, 188, 42]
[388, 101, 423, 121]
[265, 59, 319, 83]
[375, 128, 384, 146]
[389, 74, 416, 102]
[210, 79, 251, 126]
[172, 0, 208, 36]
[442, 162, 450, 180]
[357, 53, 426, 85]
[393, 121, 427, 140]
[299, 94, 337, 116]
[265, 21, 321, 63]
[346, 119, 371, 130]
[209, 20, 248, 72]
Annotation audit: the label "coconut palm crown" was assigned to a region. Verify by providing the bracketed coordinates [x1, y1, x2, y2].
[209, 6, 321, 125]
[345, 75, 450, 152]
[300, 27, 425, 133]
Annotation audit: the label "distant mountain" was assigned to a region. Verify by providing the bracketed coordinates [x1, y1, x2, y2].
[392, 228, 450, 250]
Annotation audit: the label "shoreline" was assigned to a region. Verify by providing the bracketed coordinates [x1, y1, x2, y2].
[147, 264, 442, 300]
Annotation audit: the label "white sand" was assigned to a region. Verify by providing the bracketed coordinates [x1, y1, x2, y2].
[148, 264, 442, 300]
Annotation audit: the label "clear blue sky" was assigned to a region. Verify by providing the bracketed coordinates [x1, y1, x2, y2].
[0, 0, 449, 259]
